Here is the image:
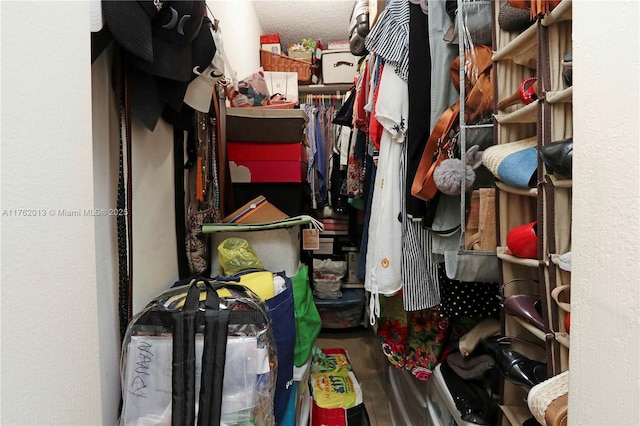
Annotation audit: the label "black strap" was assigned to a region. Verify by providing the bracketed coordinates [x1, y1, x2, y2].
[198, 307, 229, 425]
[174, 127, 190, 279]
[115, 51, 131, 343]
[170, 280, 233, 425]
[172, 284, 200, 425]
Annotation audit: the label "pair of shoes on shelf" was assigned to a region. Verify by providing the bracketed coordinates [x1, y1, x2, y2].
[540, 138, 573, 179]
[528, 370, 569, 426]
[482, 336, 548, 389]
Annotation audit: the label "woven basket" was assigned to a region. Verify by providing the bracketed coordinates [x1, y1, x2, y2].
[260, 50, 312, 84]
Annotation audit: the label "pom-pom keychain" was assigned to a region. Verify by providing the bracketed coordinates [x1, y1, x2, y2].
[434, 145, 484, 195]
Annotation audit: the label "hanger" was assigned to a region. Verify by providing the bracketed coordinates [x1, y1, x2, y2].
[205, 9, 238, 91]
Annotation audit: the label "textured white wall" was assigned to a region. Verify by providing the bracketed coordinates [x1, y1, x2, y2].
[252, 0, 357, 50]
[208, 0, 265, 82]
[571, 1, 640, 424]
[0, 1, 103, 424]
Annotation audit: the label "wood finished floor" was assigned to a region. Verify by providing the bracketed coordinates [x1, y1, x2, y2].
[315, 327, 393, 426]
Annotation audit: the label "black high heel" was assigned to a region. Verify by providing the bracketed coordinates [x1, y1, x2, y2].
[482, 336, 548, 389]
[540, 138, 573, 179]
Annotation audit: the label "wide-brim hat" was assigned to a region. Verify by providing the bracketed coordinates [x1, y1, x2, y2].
[123, 1, 208, 82]
[102, 0, 163, 63]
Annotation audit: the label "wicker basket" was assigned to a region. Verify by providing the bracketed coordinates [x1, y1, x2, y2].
[260, 50, 312, 84]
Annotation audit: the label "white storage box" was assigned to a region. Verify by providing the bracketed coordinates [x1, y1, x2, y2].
[210, 226, 301, 277]
[322, 49, 359, 84]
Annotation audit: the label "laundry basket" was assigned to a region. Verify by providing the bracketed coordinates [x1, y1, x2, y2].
[260, 50, 312, 85]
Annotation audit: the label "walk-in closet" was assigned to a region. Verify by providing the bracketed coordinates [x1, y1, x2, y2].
[1, 1, 638, 425]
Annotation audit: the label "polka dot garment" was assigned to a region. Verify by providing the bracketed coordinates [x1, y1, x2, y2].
[437, 263, 501, 319]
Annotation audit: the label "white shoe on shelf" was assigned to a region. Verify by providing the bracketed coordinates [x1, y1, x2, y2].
[558, 252, 572, 272]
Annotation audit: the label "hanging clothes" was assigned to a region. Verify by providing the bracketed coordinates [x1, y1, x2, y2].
[364, 0, 411, 81]
[400, 1, 441, 312]
[364, 62, 408, 325]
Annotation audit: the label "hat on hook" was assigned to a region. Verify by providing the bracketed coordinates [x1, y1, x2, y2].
[184, 63, 222, 113]
[102, 0, 164, 63]
[104, 0, 208, 81]
[125, 0, 207, 81]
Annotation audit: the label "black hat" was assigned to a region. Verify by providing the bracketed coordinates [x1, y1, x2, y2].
[122, 1, 207, 82]
[102, 0, 165, 63]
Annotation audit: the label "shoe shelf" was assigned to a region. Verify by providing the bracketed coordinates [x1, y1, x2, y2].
[546, 174, 572, 188]
[541, 0, 572, 27]
[494, 100, 539, 124]
[497, 247, 540, 268]
[500, 403, 535, 426]
[508, 315, 549, 343]
[492, 23, 538, 69]
[493, 0, 573, 423]
[495, 181, 538, 197]
[545, 86, 572, 104]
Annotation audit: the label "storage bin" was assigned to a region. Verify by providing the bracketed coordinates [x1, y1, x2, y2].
[322, 49, 360, 84]
[387, 365, 431, 426]
[426, 364, 479, 426]
[260, 50, 312, 84]
[228, 142, 307, 183]
[313, 288, 365, 328]
[226, 107, 309, 143]
[210, 226, 302, 277]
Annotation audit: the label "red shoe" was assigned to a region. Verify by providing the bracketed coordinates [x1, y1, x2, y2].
[506, 221, 538, 259]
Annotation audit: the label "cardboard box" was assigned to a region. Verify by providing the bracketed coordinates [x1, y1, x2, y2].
[226, 108, 309, 143]
[322, 49, 359, 84]
[232, 183, 307, 218]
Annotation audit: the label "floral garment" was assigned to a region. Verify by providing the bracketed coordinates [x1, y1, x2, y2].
[377, 293, 483, 381]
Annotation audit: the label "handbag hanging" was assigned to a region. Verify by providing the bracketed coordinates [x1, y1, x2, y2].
[412, 44, 493, 202]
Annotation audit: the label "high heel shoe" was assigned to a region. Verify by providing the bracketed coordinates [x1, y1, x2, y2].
[498, 77, 538, 110]
[504, 294, 546, 331]
[482, 336, 548, 388]
[540, 138, 573, 179]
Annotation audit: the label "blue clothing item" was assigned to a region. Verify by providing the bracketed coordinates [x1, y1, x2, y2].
[314, 109, 327, 206]
[354, 127, 367, 160]
[265, 273, 296, 425]
[358, 154, 376, 281]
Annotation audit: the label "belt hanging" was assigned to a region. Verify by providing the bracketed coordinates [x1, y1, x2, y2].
[115, 52, 134, 343]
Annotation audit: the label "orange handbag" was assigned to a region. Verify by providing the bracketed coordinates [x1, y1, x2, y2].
[411, 45, 493, 201]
